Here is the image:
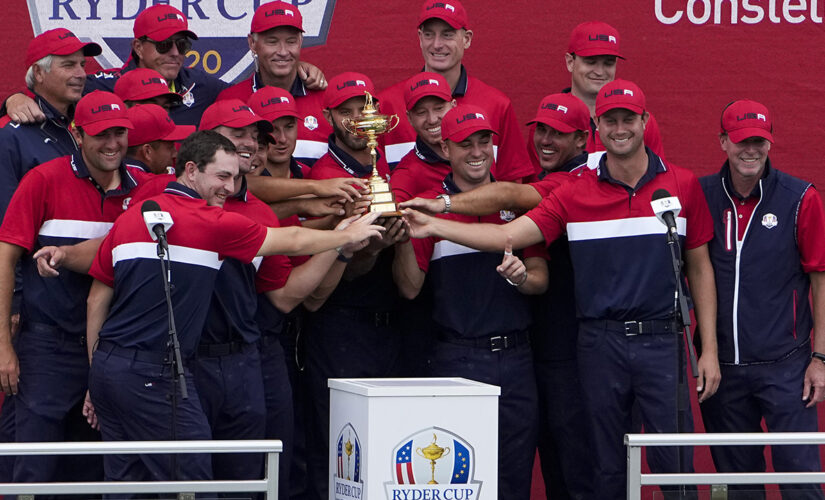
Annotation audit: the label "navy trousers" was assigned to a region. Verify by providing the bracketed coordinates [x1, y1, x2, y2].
[534, 357, 595, 500]
[259, 335, 295, 500]
[577, 321, 696, 500]
[303, 306, 401, 500]
[13, 325, 96, 484]
[700, 345, 824, 500]
[89, 345, 212, 493]
[193, 343, 266, 498]
[429, 339, 538, 500]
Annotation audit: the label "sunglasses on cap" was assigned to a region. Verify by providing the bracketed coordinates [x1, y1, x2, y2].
[141, 36, 192, 54]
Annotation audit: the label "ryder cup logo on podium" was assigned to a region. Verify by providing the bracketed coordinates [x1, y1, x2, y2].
[385, 427, 482, 499]
[334, 423, 364, 500]
[26, 1, 336, 84]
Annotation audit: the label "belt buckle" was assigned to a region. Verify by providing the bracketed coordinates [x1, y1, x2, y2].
[489, 336, 507, 352]
[624, 321, 641, 336]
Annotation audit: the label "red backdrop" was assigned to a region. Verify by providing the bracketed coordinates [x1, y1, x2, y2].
[2, 1, 824, 496]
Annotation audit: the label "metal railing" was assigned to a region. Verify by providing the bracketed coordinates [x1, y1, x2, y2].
[0, 440, 282, 499]
[626, 432, 825, 500]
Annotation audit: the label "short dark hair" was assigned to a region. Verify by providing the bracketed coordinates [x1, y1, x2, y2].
[177, 130, 236, 174]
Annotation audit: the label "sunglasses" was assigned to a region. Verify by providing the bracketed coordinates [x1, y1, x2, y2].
[142, 37, 192, 54]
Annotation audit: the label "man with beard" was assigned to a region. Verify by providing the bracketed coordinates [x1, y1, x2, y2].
[304, 72, 407, 499]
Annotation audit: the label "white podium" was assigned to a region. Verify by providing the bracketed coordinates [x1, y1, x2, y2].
[328, 377, 500, 500]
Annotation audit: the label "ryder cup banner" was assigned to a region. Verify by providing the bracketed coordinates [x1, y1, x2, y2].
[26, 0, 336, 83]
[328, 378, 499, 500]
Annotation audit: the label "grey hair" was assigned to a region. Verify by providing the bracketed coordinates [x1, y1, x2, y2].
[25, 55, 53, 90]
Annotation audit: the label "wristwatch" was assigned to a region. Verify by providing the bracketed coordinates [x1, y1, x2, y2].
[436, 194, 451, 213]
[812, 352, 825, 364]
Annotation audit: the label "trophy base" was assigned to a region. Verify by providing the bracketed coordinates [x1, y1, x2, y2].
[369, 203, 402, 217]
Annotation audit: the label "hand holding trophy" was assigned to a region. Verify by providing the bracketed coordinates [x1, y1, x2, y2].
[341, 92, 402, 216]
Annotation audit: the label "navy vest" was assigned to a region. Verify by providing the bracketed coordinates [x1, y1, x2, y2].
[700, 162, 812, 364]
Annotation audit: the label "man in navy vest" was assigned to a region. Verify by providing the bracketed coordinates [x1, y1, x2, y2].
[699, 100, 825, 499]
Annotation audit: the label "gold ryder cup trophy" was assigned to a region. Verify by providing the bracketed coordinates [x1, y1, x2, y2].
[341, 91, 402, 216]
[415, 433, 451, 485]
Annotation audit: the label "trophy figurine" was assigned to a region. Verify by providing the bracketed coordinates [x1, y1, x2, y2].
[344, 434, 353, 480]
[415, 433, 451, 485]
[341, 91, 402, 216]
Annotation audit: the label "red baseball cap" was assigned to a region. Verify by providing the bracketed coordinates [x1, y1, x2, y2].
[251, 1, 304, 33]
[114, 68, 182, 104]
[595, 79, 645, 117]
[126, 104, 195, 147]
[527, 93, 590, 133]
[568, 21, 623, 59]
[441, 104, 496, 142]
[248, 86, 300, 122]
[404, 72, 452, 111]
[134, 5, 198, 41]
[199, 99, 273, 133]
[721, 100, 773, 143]
[418, 0, 469, 29]
[323, 72, 375, 109]
[74, 91, 133, 136]
[25, 28, 102, 68]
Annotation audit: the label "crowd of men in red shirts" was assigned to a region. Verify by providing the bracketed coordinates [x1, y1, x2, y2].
[0, 1, 823, 500]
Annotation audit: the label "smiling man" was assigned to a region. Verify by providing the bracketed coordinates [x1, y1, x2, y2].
[218, 1, 332, 166]
[393, 104, 542, 500]
[0, 91, 139, 487]
[377, 0, 532, 181]
[403, 80, 720, 500]
[699, 100, 825, 499]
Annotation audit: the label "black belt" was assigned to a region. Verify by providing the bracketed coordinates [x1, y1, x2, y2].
[197, 341, 254, 357]
[324, 305, 394, 328]
[591, 319, 682, 336]
[20, 321, 86, 346]
[438, 330, 529, 352]
[97, 339, 168, 365]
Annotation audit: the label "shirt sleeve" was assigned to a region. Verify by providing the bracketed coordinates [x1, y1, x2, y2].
[411, 235, 436, 273]
[252, 208, 292, 293]
[523, 242, 550, 261]
[796, 186, 825, 273]
[215, 211, 269, 263]
[530, 171, 574, 198]
[88, 229, 116, 287]
[681, 172, 714, 250]
[490, 100, 533, 182]
[644, 113, 666, 159]
[0, 168, 48, 251]
[524, 189, 567, 248]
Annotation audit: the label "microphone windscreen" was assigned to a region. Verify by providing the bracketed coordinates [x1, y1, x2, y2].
[651, 188, 671, 201]
[141, 200, 161, 214]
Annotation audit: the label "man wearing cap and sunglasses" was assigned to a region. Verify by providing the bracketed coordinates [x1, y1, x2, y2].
[125, 103, 195, 175]
[377, 0, 533, 183]
[219, 1, 332, 167]
[404, 80, 721, 500]
[393, 103, 543, 500]
[0, 90, 143, 487]
[401, 92, 596, 499]
[699, 100, 825, 499]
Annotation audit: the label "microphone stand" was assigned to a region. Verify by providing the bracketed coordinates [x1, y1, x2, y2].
[155, 235, 187, 481]
[665, 227, 697, 498]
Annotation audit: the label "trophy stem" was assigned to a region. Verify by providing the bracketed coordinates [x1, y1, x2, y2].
[428, 459, 438, 485]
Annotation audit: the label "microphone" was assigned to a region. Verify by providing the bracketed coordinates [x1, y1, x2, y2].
[141, 200, 173, 247]
[650, 188, 681, 236]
